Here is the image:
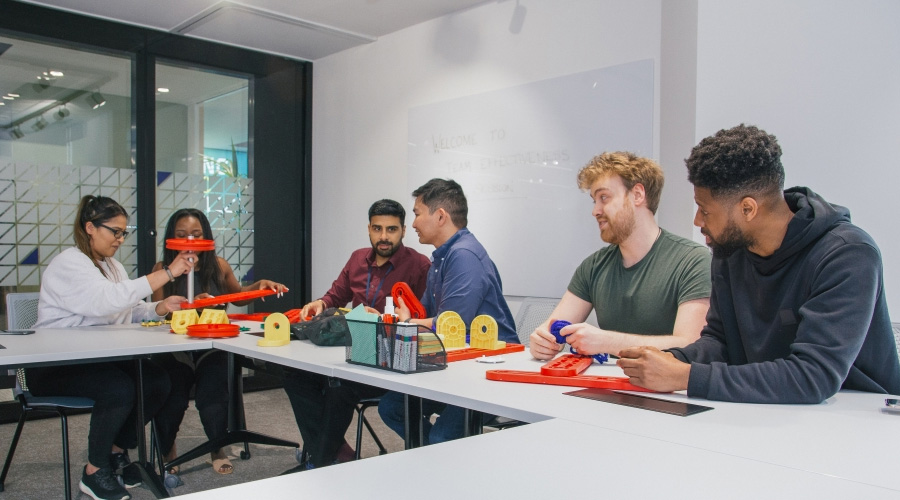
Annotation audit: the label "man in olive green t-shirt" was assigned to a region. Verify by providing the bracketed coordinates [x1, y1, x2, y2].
[530, 152, 712, 360]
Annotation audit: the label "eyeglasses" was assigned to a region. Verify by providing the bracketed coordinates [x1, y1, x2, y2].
[96, 223, 130, 239]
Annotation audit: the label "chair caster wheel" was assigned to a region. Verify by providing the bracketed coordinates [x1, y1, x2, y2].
[240, 450, 251, 460]
[164, 472, 183, 489]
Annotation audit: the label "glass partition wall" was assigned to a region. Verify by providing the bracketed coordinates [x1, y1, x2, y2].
[0, 34, 135, 287]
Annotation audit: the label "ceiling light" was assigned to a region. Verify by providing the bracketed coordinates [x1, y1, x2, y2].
[157, 88, 170, 93]
[2, 96, 14, 100]
[10, 127, 24, 139]
[8, 93, 19, 98]
[54, 107, 70, 121]
[87, 92, 106, 109]
[49, 70, 64, 77]
[32, 116, 48, 132]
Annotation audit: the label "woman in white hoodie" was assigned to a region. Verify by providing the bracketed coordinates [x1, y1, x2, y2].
[28, 195, 193, 500]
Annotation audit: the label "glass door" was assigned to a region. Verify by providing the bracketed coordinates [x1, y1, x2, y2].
[154, 62, 254, 303]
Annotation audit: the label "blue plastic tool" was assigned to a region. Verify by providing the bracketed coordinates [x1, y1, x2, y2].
[549, 320, 609, 364]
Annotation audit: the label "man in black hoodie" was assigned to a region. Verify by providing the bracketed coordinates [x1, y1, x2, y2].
[616, 124, 900, 403]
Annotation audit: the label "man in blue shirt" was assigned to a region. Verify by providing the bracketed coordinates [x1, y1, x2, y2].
[379, 178, 517, 445]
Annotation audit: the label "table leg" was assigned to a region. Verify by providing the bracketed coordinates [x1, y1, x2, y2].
[133, 358, 168, 498]
[404, 394, 423, 449]
[164, 352, 298, 470]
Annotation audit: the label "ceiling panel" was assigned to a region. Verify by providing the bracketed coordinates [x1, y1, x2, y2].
[18, 0, 493, 61]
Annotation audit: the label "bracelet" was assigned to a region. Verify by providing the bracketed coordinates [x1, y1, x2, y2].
[163, 265, 175, 282]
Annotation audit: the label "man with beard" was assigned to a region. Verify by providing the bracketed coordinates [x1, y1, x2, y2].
[529, 152, 712, 361]
[282, 199, 430, 471]
[617, 124, 900, 402]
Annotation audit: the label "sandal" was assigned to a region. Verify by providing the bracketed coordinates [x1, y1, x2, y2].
[211, 453, 234, 475]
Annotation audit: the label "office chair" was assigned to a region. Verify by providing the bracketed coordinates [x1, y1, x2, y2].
[513, 297, 560, 347]
[354, 397, 388, 459]
[893, 322, 900, 362]
[0, 292, 95, 500]
[482, 297, 560, 432]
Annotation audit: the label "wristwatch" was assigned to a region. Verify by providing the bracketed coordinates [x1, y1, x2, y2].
[163, 264, 175, 282]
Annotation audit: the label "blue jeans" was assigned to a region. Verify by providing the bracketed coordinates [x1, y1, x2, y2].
[378, 391, 491, 446]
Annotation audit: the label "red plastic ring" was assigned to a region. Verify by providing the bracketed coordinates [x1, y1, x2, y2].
[165, 238, 216, 251]
[186, 323, 239, 338]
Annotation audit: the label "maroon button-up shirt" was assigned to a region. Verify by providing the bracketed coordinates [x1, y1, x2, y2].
[320, 244, 431, 313]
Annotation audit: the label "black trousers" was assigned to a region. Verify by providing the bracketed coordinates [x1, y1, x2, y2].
[282, 368, 385, 466]
[26, 359, 171, 469]
[152, 350, 230, 456]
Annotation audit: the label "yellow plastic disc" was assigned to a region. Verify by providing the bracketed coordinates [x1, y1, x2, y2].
[469, 314, 498, 349]
[437, 311, 466, 348]
[258, 312, 291, 347]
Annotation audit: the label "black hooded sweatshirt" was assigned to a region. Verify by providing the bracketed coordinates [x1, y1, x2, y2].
[669, 187, 900, 403]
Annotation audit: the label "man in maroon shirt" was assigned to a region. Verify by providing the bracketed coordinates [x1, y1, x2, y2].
[283, 199, 430, 471]
[300, 199, 430, 316]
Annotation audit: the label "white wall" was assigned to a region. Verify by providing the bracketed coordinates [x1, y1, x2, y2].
[695, 0, 900, 314]
[312, 0, 900, 316]
[311, 0, 663, 308]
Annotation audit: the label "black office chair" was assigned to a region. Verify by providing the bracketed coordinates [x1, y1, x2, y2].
[0, 292, 95, 500]
[481, 297, 560, 432]
[354, 397, 387, 459]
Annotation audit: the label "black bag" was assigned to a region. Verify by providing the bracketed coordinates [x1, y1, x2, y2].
[290, 307, 351, 346]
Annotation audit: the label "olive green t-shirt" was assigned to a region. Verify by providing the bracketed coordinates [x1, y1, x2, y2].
[568, 230, 711, 335]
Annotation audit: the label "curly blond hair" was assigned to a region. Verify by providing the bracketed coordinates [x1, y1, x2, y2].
[576, 152, 664, 214]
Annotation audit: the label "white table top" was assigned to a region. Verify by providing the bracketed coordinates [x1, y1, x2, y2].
[6, 327, 899, 495]
[0, 324, 213, 368]
[174, 418, 900, 499]
[212, 342, 900, 492]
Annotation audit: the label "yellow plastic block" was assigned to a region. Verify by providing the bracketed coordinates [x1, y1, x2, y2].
[258, 312, 290, 347]
[436, 311, 466, 348]
[171, 309, 200, 334]
[494, 340, 507, 350]
[198, 308, 229, 325]
[469, 315, 498, 349]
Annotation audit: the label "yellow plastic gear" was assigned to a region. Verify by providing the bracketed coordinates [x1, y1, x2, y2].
[171, 309, 200, 334]
[436, 311, 466, 348]
[198, 308, 229, 325]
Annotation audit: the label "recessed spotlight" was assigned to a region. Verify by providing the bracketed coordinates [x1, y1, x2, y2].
[54, 107, 70, 121]
[49, 70, 64, 77]
[157, 88, 170, 93]
[10, 127, 25, 139]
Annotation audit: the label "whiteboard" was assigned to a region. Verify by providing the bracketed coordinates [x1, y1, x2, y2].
[408, 59, 654, 297]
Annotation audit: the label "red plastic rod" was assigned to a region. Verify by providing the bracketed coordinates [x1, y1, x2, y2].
[180, 289, 278, 309]
[485, 370, 655, 392]
[446, 343, 525, 362]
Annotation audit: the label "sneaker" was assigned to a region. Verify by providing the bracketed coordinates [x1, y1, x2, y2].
[110, 451, 142, 489]
[79, 466, 131, 500]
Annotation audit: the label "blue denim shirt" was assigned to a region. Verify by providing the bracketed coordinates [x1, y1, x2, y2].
[422, 228, 517, 343]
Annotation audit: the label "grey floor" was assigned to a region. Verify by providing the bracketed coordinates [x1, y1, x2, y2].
[0, 388, 407, 499]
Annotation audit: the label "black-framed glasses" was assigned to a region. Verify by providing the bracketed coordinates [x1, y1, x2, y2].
[96, 223, 130, 239]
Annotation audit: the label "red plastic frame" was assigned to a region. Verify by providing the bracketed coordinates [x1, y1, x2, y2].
[485, 370, 654, 392]
[186, 323, 239, 338]
[540, 354, 594, 377]
[180, 289, 278, 309]
[165, 238, 216, 251]
[391, 282, 426, 319]
[445, 343, 525, 362]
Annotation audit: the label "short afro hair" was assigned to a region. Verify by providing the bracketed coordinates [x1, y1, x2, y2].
[686, 124, 784, 199]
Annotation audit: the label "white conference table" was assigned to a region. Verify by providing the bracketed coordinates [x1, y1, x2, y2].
[4, 328, 900, 497]
[176, 419, 900, 499]
[209, 335, 900, 493]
